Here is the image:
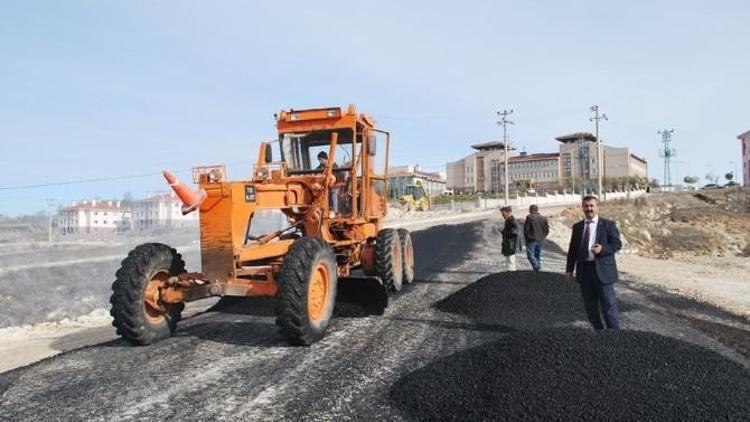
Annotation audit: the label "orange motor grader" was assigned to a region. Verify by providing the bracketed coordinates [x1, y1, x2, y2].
[110, 105, 415, 346]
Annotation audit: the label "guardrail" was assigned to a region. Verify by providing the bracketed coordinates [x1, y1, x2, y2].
[432, 189, 649, 212]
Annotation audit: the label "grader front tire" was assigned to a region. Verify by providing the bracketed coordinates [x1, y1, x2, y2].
[275, 238, 338, 346]
[109, 243, 185, 346]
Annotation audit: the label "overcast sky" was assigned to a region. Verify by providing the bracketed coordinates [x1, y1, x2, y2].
[1, 1, 748, 215]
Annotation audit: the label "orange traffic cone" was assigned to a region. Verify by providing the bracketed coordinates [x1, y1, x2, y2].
[163, 170, 206, 215]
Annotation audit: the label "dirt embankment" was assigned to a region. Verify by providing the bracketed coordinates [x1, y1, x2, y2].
[560, 189, 750, 259]
[550, 189, 750, 319]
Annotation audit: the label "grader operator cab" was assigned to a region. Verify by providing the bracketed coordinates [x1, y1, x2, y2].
[110, 105, 415, 346]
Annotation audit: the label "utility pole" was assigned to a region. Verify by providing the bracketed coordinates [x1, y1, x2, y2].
[658, 129, 676, 187]
[589, 105, 608, 200]
[497, 109, 514, 205]
[576, 135, 588, 198]
[46, 198, 56, 244]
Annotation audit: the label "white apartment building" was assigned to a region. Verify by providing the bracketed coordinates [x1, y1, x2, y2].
[132, 191, 199, 230]
[738, 130, 750, 187]
[57, 200, 131, 236]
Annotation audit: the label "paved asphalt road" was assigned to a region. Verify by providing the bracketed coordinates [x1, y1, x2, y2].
[1, 218, 748, 421]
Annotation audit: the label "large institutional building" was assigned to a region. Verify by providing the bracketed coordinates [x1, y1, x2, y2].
[446, 141, 509, 193]
[446, 133, 648, 194]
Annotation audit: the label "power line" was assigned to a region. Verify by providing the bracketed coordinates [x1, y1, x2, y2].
[0, 172, 167, 191]
[0, 159, 254, 192]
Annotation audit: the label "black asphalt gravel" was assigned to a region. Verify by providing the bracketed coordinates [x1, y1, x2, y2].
[2, 219, 749, 421]
[435, 271, 586, 329]
[391, 328, 750, 421]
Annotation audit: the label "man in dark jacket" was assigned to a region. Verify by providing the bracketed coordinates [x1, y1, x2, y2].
[523, 204, 549, 272]
[565, 196, 622, 329]
[500, 206, 522, 271]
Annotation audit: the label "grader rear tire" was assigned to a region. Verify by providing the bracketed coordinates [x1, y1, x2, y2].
[275, 238, 338, 346]
[376, 228, 403, 292]
[397, 228, 415, 284]
[109, 243, 185, 346]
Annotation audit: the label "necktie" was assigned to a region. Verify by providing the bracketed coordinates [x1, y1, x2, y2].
[581, 221, 592, 259]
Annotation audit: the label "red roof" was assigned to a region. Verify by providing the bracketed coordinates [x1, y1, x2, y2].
[61, 201, 126, 212]
[389, 170, 445, 181]
[135, 192, 178, 203]
[508, 153, 560, 162]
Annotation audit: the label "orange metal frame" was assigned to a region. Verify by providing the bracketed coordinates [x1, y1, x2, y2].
[160, 105, 390, 304]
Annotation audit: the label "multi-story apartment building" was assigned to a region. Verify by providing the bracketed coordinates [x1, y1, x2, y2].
[131, 191, 199, 230]
[388, 165, 447, 197]
[57, 200, 131, 236]
[738, 130, 750, 187]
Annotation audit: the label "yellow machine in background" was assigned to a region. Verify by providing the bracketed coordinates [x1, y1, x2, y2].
[400, 181, 430, 212]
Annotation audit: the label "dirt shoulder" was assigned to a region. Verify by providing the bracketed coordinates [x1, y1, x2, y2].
[617, 254, 750, 319]
[546, 189, 750, 320]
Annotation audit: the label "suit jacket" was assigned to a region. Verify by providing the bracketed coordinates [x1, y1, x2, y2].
[566, 217, 622, 284]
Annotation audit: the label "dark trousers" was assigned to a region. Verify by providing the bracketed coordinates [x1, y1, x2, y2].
[579, 261, 620, 330]
[526, 239, 542, 272]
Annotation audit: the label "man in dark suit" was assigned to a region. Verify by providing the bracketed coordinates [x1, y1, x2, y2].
[565, 195, 622, 329]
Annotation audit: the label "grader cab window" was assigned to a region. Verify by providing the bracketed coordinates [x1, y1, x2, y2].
[280, 129, 355, 216]
[280, 130, 353, 173]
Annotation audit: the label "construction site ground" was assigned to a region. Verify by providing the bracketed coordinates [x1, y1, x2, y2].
[2, 204, 749, 420]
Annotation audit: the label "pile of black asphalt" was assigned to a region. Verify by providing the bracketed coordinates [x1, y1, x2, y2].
[391, 328, 750, 421]
[434, 271, 585, 330]
[390, 271, 750, 421]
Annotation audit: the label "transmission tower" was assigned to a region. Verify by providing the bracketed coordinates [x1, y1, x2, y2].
[658, 129, 676, 187]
